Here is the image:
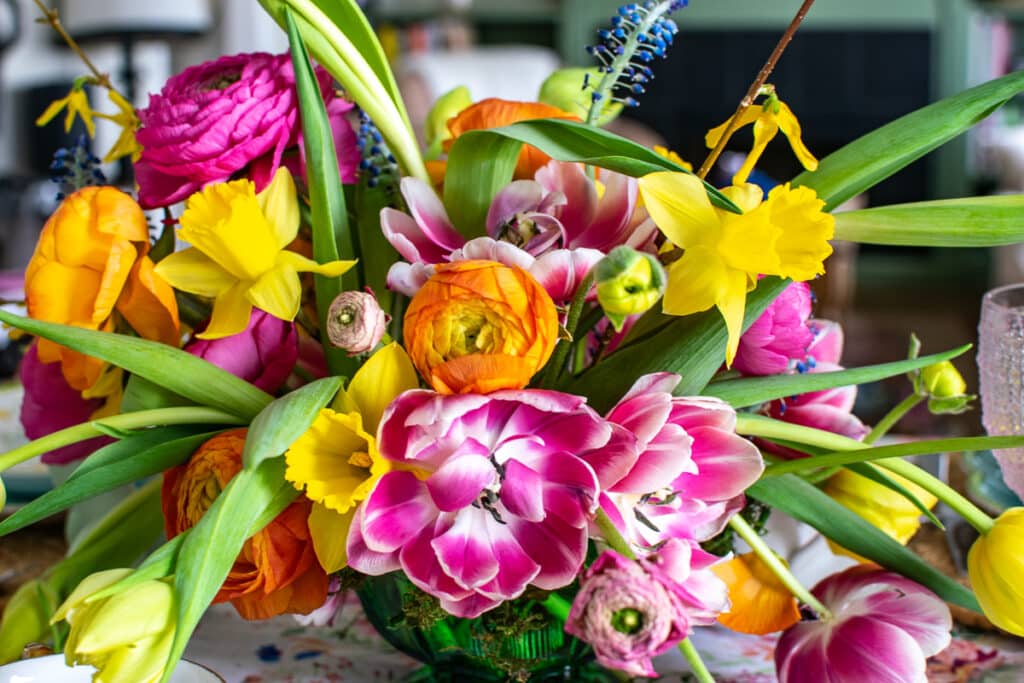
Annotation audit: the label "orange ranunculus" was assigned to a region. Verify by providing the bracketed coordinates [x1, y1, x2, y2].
[403, 260, 559, 394]
[161, 429, 328, 620]
[711, 552, 801, 635]
[444, 98, 579, 179]
[24, 186, 179, 391]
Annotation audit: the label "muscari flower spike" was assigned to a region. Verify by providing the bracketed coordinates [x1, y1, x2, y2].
[49, 134, 107, 201]
[357, 110, 400, 195]
[583, 1, 686, 121]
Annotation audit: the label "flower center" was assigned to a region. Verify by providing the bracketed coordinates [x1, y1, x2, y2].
[496, 214, 540, 248]
[201, 71, 242, 91]
[611, 608, 644, 635]
[447, 310, 502, 358]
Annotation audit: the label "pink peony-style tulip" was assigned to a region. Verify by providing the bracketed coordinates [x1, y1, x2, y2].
[19, 342, 113, 465]
[185, 309, 298, 393]
[346, 388, 637, 618]
[566, 540, 727, 678]
[135, 53, 358, 208]
[733, 281, 814, 376]
[775, 564, 952, 683]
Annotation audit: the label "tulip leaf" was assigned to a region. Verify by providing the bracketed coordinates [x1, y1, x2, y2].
[120, 375, 194, 413]
[243, 376, 342, 469]
[833, 195, 1024, 246]
[443, 118, 740, 237]
[561, 277, 789, 412]
[351, 180, 400, 314]
[0, 428, 218, 537]
[162, 458, 298, 683]
[703, 344, 971, 408]
[793, 70, 1024, 211]
[0, 310, 271, 420]
[749, 474, 981, 612]
[286, 10, 358, 379]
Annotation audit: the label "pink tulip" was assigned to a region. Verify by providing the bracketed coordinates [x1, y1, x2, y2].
[185, 309, 298, 393]
[135, 53, 358, 208]
[776, 565, 952, 683]
[19, 343, 112, 465]
[733, 281, 814, 376]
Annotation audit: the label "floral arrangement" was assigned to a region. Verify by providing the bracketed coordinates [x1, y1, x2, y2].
[2, 0, 1024, 681]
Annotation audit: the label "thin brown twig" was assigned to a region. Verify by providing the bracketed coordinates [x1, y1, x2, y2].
[696, 0, 816, 180]
[32, 0, 113, 90]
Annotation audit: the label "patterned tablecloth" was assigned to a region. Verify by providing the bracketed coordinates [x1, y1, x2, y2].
[185, 596, 1024, 683]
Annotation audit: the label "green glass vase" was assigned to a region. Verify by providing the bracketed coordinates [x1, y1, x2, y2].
[355, 573, 617, 682]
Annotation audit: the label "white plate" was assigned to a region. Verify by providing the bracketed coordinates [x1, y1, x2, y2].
[0, 655, 223, 682]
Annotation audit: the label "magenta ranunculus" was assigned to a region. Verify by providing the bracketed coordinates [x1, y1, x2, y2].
[135, 52, 358, 209]
[733, 281, 814, 376]
[566, 540, 727, 678]
[19, 343, 112, 465]
[775, 565, 952, 683]
[185, 309, 298, 392]
[346, 388, 637, 618]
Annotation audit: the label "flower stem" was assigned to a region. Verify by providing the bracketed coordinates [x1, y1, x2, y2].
[541, 593, 572, 622]
[0, 407, 245, 472]
[865, 393, 923, 444]
[877, 458, 994, 534]
[33, 0, 114, 91]
[729, 515, 832, 619]
[538, 271, 595, 389]
[696, 0, 816, 179]
[678, 637, 715, 683]
[592, 507, 636, 560]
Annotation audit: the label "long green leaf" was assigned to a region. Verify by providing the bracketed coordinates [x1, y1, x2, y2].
[0, 310, 271, 419]
[0, 429, 216, 536]
[162, 459, 295, 683]
[560, 277, 789, 412]
[845, 462, 944, 529]
[286, 10, 358, 379]
[243, 376, 341, 469]
[704, 344, 971, 408]
[834, 195, 1024, 246]
[749, 474, 980, 612]
[352, 181, 399, 313]
[443, 119, 740, 236]
[794, 70, 1024, 210]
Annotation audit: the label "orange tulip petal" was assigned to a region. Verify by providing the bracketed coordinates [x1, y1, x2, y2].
[26, 261, 101, 330]
[712, 553, 801, 635]
[117, 257, 181, 347]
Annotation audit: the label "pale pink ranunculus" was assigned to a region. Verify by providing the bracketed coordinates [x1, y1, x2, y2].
[346, 388, 637, 618]
[733, 281, 814, 376]
[775, 565, 952, 683]
[135, 52, 358, 209]
[19, 342, 112, 465]
[185, 309, 298, 393]
[566, 540, 727, 679]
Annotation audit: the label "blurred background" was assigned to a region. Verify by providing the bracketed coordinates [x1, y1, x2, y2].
[4, 0, 1024, 434]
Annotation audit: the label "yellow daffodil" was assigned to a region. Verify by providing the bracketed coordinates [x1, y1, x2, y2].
[36, 84, 96, 137]
[824, 468, 938, 560]
[285, 343, 419, 572]
[705, 92, 817, 185]
[638, 172, 833, 365]
[155, 167, 356, 339]
[968, 507, 1024, 636]
[94, 90, 142, 163]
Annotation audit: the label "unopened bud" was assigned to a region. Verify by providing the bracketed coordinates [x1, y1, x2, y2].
[596, 246, 666, 330]
[327, 291, 387, 356]
[918, 360, 973, 415]
[539, 67, 623, 125]
[425, 85, 472, 158]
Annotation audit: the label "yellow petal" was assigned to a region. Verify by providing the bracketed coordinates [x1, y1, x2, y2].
[36, 95, 70, 128]
[765, 184, 834, 281]
[732, 115, 779, 185]
[73, 581, 173, 653]
[153, 247, 236, 298]
[93, 629, 172, 683]
[776, 102, 818, 172]
[67, 90, 96, 137]
[346, 343, 420, 431]
[638, 172, 717, 248]
[53, 569, 133, 624]
[198, 280, 253, 339]
[278, 250, 358, 278]
[256, 167, 300, 250]
[719, 183, 764, 214]
[718, 269, 751, 367]
[661, 245, 729, 318]
[704, 107, 761, 149]
[246, 259, 302, 322]
[718, 204, 783, 275]
[308, 503, 355, 573]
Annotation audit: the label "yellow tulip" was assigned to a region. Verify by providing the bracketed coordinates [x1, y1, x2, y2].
[285, 343, 419, 571]
[968, 507, 1024, 636]
[154, 167, 356, 339]
[54, 569, 176, 683]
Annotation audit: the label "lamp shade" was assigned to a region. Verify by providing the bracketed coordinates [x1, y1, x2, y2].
[60, 0, 212, 40]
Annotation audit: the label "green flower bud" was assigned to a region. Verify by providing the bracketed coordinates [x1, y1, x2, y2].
[596, 246, 666, 331]
[538, 67, 623, 126]
[425, 85, 472, 158]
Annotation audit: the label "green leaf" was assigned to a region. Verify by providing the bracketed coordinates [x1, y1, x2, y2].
[162, 459, 297, 683]
[0, 310, 271, 420]
[845, 462, 944, 530]
[352, 177, 400, 312]
[243, 376, 341, 469]
[0, 428, 216, 537]
[120, 375, 194, 413]
[703, 344, 971, 408]
[793, 70, 1024, 210]
[749, 474, 980, 613]
[833, 195, 1024, 246]
[286, 10, 358, 379]
[560, 277, 789, 412]
[443, 119, 740, 236]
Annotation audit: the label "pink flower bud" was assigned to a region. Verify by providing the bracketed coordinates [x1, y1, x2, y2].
[327, 291, 387, 356]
